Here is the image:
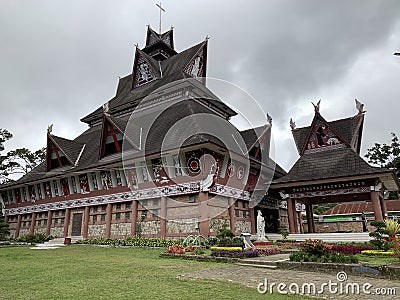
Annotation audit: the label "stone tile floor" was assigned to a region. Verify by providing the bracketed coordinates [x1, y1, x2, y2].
[179, 255, 400, 299]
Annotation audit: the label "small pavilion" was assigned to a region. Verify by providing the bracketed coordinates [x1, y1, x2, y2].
[271, 101, 400, 234]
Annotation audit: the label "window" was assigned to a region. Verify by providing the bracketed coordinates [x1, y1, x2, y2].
[71, 176, 77, 193]
[61, 218, 64, 225]
[141, 200, 148, 208]
[92, 206, 98, 213]
[91, 172, 98, 190]
[242, 201, 247, 208]
[43, 219, 47, 226]
[141, 211, 147, 219]
[54, 219, 58, 225]
[125, 212, 130, 220]
[152, 199, 159, 206]
[101, 205, 107, 212]
[152, 209, 158, 218]
[53, 181, 59, 197]
[61, 210, 65, 216]
[100, 214, 106, 222]
[22, 188, 27, 201]
[115, 204, 121, 210]
[242, 211, 247, 218]
[188, 195, 196, 203]
[235, 210, 240, 217]
[37, 220, 41, 226]
[115, 169, 122, 186]
[234, 201, 239, 208]
[93, 215, 97, 223]
[115, 213, 121, 220]
[125, 203, 131, 210]
[103, 122, 123, 156]
[55, 211, 59, 217]
[36, 184, 43, 199]
[49, 142, 70, 169]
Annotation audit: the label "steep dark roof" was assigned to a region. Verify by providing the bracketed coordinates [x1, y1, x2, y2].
[273, 147, 388, 184]
[322, 200, 400, 215]
[50, 135, 85, 165]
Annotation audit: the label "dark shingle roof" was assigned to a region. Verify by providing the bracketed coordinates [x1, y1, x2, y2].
[273, 147, 386, 184]
[51, 135, 85, 165]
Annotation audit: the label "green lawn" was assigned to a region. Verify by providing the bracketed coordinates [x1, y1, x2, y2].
[356, 254, 399, 266]
[0, 246, 308, 300]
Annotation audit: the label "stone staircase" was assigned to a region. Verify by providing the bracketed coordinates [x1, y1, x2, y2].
[236, 253, 291, 269]
[265, 232, 372, 243]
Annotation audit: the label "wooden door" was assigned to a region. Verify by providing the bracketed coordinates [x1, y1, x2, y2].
[71, 213, 83, 236]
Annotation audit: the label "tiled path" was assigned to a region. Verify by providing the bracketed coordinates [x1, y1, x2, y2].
[179, 255, 400, 299]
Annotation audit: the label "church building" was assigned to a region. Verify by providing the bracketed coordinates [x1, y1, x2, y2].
[0, 26, 286, 240]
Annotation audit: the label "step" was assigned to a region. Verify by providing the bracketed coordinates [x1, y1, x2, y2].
[236, 263, 277, 269]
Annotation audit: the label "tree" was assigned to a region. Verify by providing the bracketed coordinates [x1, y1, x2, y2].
[0, 209, 10, 240]
[0, 128, 46, 183]
[365, 132, 400, 199]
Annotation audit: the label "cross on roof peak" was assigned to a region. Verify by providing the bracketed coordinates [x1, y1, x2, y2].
[156, 2, 165, 35]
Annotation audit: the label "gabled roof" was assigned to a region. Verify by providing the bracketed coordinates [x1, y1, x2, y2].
[46, 134, 85, 170]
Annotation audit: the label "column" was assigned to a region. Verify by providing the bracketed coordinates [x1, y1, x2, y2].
[87, 173, 95, 191]
[67, 177, 75, 195]
[380, 197, 388, 220]
[199, 192, 210, 237]
[63, 208, 71, 237]
[105, 203, 112, 238]
[130, 200, 138, 237]
[228, 198, 235, 233]
[96, 171, 104, 190]
[50, 181, 56, 198]
[298, 212, 304, 234]
[305, 204, 315, 233]
[16, 215, 22, 238]
[160, 197, 167, 238]
[39, 183, 46, 200]
[120, 169, 127, 186]
[249, 207, 256, 234]
[83, 206, 90, 238]
[110, 171, 118, 187]
[371, 191, 383, 221]
[287, 198, 297, 234]
[30, 213, 36, 234]
[46, 211, 53, 236]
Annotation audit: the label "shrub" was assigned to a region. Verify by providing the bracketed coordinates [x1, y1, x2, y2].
[15, 233, 47, 244]
[211, 250, 259, 258]
[369, 220, 390, 250]
[210, 246, 242, 251]
[300, 239, 332, 256]
[255, 247, 281, 256]
[276, 238, 297, 243]
[361, 250, 394, 256]
[76, 237, 181, 247]
[290, 251, 358, 263]
[167, 245, 185, 254]
[330, 244, 373, 255]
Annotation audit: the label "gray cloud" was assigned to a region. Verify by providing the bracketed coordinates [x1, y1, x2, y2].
[1, 0, 400, 172]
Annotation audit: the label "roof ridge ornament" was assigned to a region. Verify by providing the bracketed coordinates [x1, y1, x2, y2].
[267, 114, 272, 126]
[355, 98, 366, 115]
[103, 102, 110, 115]
[47, 124, 53, 135]
[311, 99, 321, 113]
[290, 118, 296, 130]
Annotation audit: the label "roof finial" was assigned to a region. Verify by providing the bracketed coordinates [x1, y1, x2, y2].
[355, 98, 366, 115]
[103, 102, 110, 114]
[267, 114, 272, 125]
[156, 2, 165, 35]
[290, 118, 296, 130]
[47, 124, 53, 135]
[311, 99, 321, 112]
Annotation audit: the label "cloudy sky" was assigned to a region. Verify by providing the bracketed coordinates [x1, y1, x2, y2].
[1, 0, 400, 172]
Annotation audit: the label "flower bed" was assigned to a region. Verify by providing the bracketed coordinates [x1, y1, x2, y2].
[211, 249, 259, 258]
[330, 244, 372, 255]
[255, 247, 281, 256]
[210, 246, 242, 251]
[253, 241, 273, 246]
[361, 250, 394, 256]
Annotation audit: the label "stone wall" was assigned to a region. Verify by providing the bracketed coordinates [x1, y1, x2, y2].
[209, 218, 230, 233]
[110, 223, 131, 237]
[314, 221, 375, 233]
[50, 227, 64, 238]
[34, 228, 47, 235]
[88, 224, 106, 237]
[141, 220, 161, 235]
[19, 229, 30, 236]
[167, 218, 198, 234]
[9, 229, 16, 239]
[234, 220, 251, 233]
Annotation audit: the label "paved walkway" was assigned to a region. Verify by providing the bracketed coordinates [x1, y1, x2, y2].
[179, 255, 400, 300]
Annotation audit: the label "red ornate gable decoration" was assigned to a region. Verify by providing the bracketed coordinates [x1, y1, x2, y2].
[304, 116, 345, 154]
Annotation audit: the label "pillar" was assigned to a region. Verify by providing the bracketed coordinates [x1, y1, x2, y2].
[63, 208, 71, 237]
[287, 198, 297, 234]
[30, 213, 36, 234]
[298, 212, 304, 234]
[199, 192, 210, 237]
[160, 197, 167, 238]
[380, 198, 388, 220]
[130, 200, 138, 237]
[371, 191, 383, 221]
[305, 204, 315, 233]
[16, 215, 22, 238]
[228, 198, 235, 233]
[87, 173, 95, 191]
[96, 171, 104, 190]
[83, 206, 90, 238]
[105, 203, 112, 238]
[249, 207, 256, 234]
[46, 211, 53, 236]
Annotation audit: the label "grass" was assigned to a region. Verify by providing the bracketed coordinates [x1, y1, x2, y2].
[355, 254, 399, 266]
[0, 246, 308, 300]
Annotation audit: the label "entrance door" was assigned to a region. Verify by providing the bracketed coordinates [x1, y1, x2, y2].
[71, 213, 83, 236]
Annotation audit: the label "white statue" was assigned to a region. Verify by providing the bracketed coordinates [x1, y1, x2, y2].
[257, 210, 266, 241]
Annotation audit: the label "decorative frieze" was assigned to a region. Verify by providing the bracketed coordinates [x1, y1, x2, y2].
[209, 184, 251, 201]
[5, 182, 201, 216]
[289, 187, 370, 199]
